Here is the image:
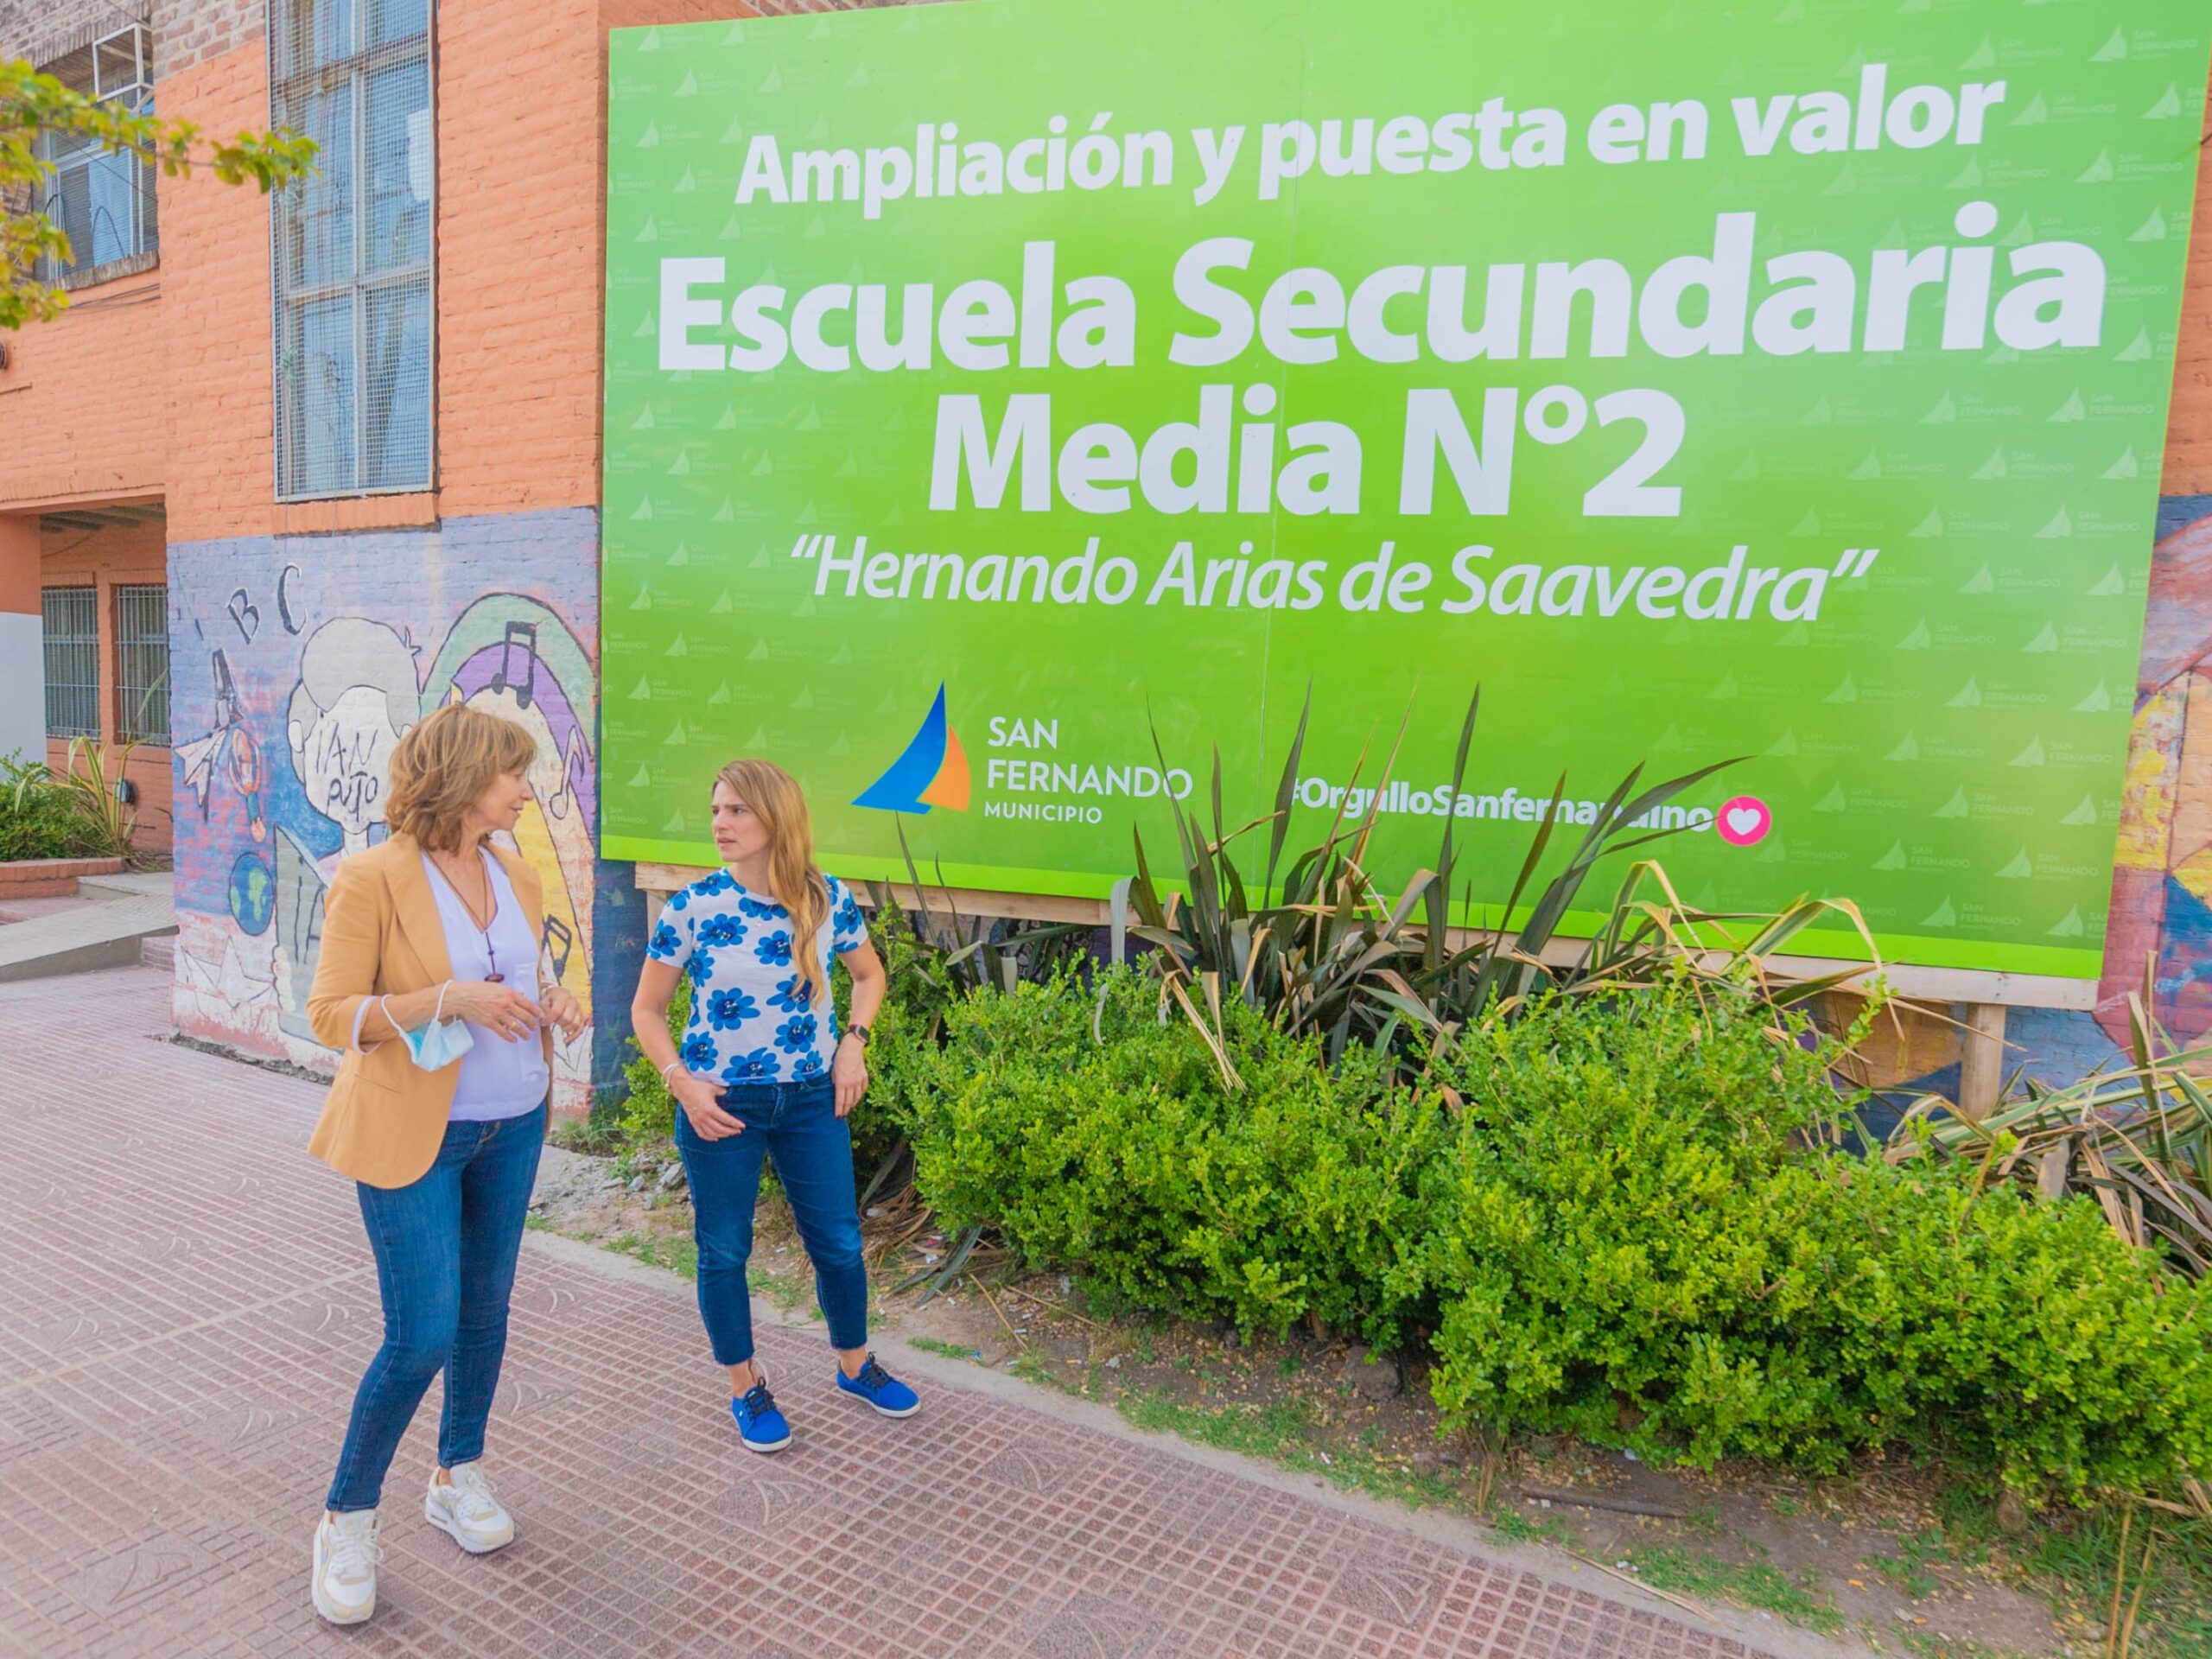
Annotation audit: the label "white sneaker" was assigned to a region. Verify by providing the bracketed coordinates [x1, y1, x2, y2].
[423, 1461, 515, 1554]
[311, 1510, 379, 1624]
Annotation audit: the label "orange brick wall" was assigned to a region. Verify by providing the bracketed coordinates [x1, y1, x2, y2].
[0, 514, 37, 613]
[154, 0, 264, 77]
[0, 271, 165, 513]
[150, 0, 771, 537]
[436, 0, 612, 518]
[40, 517, 175, 853]
[155, 39, 279, 545]
[2164, 90, 2212, 496]
[599, 0, 758, 30]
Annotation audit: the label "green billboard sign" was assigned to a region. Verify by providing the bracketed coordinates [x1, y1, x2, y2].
[602, 0, 2212, 978]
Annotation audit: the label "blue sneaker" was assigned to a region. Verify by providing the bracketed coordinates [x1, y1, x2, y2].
[732, 1368, 791, 1453]
[836, 1353, 920, 1418]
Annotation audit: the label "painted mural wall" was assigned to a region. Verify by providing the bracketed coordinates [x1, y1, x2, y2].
[2104, 493, 2212, 1046]
[166, 508, 645, 1116]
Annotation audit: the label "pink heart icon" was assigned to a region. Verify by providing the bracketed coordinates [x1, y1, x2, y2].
[1717, 796, 1772, 848]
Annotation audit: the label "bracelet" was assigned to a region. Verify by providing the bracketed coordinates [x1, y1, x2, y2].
[658, 1059, 683, 1084]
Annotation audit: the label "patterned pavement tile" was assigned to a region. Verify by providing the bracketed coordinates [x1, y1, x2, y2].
[0, 968, 1779, 1659]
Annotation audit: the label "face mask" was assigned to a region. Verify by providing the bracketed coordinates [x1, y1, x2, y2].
[379, 984, 475, 1071]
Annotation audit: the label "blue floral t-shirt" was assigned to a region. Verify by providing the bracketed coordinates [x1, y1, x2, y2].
[647, 869, 869, 1086]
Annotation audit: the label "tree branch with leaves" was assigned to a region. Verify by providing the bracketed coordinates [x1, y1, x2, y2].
[2, 57, 315, 329]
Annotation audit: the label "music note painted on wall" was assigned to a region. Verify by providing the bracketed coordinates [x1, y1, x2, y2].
[541, 913, 575, 982]
[491, 620, 538, 712]
[547, 726, 590, 823]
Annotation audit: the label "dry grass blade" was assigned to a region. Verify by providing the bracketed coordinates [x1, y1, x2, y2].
[1888, 999, 2212, 1274]
[2105, 1501, 2133, 1659]
[1166, 976, 1242, 1093]
[2117, 1529, 2157, 1659]
[998, 1281, 1100, 1327]
[976, 1278, 1026, 1351]
[892, 1221, 988, 1300]
[1557, 1548, 1711, 1622]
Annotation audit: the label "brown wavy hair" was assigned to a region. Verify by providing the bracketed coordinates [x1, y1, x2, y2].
[714, 758, 832, 1009]
[386, 702, 537, 852]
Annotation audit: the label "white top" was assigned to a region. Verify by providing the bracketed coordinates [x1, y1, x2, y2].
[423, 849, 550, 1121]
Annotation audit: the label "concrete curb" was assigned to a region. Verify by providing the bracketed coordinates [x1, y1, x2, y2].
[0, 894, 177, 982]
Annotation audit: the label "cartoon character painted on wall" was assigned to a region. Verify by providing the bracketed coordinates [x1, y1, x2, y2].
[288, 618, 422, 859]
[271, 619, 422, 1041]
[216, 600, 599, 1100]
[168, 531, 607, 1112]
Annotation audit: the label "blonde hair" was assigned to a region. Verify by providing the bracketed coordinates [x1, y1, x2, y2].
[386, 702, 537, 853]
[715, 758, 832, 1009]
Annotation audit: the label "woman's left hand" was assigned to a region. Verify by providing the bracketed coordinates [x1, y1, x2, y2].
[541, 986, 588, 1042]
[832, 1033, 868, 1117]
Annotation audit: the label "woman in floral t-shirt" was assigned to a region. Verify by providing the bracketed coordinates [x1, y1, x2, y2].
[630, 759, 919, 1452]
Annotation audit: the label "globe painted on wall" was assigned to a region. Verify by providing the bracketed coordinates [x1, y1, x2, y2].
[228, 851, 276, 936]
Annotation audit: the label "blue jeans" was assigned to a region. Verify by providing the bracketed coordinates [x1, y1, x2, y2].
[326, 1104, 546, 1512]
[674, 1079, 868, 1365]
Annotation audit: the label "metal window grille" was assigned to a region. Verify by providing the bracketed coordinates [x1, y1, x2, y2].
[115, 584, 169, 745]
[33, 27, 159, 284]
[270, 0, 435, 499]
[42, 587, 99, 740]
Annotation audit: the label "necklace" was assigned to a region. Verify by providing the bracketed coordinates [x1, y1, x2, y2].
[431, 846, 505, 982]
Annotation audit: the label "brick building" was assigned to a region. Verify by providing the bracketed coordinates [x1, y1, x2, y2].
[0, 0, 873, 1109]
[1, 2, 2209, 1106]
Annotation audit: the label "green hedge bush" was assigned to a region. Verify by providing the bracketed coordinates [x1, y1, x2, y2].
[900, 972, 2212, 1500]
[909, 969, 1447, 1344]
[844, 986, 925, 1181]
[619, 973, 689, 1145]
[1422, 988, 2212, 1496]
[0, 757, 109, 862]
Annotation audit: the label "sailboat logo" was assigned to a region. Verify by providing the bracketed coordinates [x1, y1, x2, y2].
[853, 683, 971, 813]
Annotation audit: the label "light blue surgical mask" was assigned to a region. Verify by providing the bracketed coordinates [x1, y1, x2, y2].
[380, 984, 475, 1071]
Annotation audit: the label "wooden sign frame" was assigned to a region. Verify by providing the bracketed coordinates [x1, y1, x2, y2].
[634, 862, 2095, 1116]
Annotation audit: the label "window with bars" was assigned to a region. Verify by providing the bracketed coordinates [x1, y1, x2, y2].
[34, 26, 160, 286]
[116, 584, 170, 745]
[270, 0, 435, 499]
[42, 588, 99, 740]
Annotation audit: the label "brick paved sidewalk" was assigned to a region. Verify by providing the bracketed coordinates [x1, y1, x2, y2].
[0, 967, 1782, 1659]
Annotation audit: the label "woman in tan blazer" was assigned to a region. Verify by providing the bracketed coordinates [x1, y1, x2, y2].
[300, 703, 585, 1627]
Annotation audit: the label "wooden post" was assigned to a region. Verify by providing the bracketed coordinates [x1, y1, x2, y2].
[1958, 1002, 2007, 1121]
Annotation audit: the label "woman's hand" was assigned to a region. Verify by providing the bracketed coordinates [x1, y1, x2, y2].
[540, 986, 587, 1042]
[673, 1071, 744, 1141]
[833, 1033, 868, 1118]
[444, 979, 543, 1042]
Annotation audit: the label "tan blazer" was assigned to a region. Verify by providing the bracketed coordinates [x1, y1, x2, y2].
[305, 832, 552, 1189]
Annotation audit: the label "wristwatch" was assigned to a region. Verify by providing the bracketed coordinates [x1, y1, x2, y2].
[846, 1024, 872, 1046]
